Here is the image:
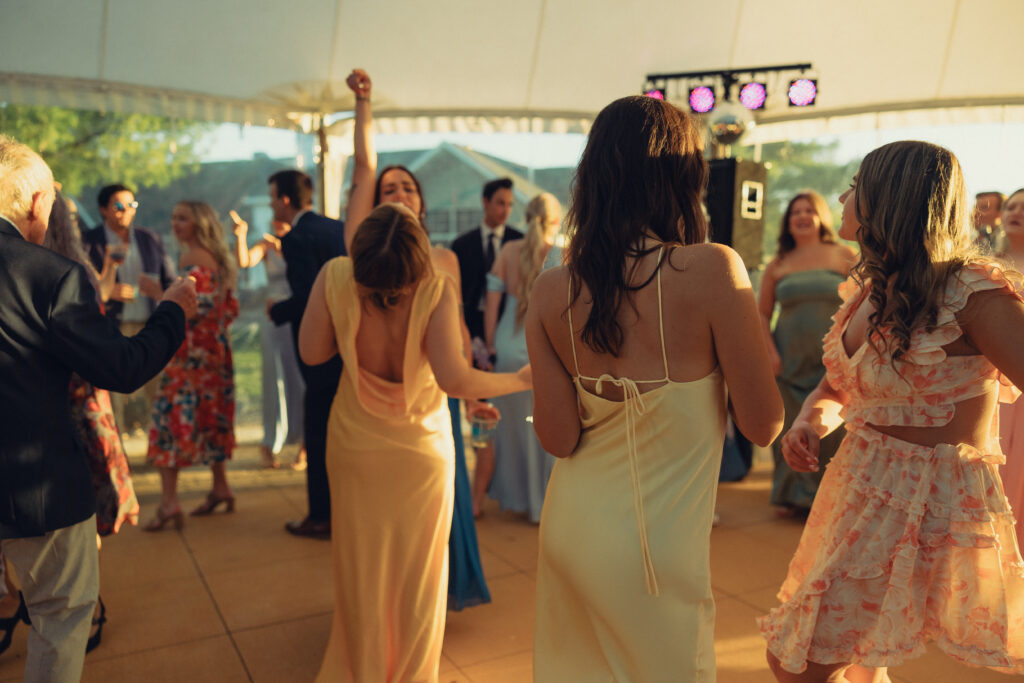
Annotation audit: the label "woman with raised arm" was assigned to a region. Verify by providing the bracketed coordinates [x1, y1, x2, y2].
[343, 68, 494, 610]
[483, 192, 562, 522]
[527, 95, 784, 681]
[299, 203, 530, 682]
[760, 142, 1024, 681]
[759, 191, 857, 516]
[232, 214, 306, 471]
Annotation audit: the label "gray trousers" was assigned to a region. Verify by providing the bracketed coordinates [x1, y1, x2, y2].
[2, 516, 99, 683]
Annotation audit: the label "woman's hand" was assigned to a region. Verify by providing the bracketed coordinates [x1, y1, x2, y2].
[466, 399, 500, 422]
[229, 210, 247, 237]
[781, 422, 820, 472]
[261, 233, 282, 253]
[346, 69, 372, 100]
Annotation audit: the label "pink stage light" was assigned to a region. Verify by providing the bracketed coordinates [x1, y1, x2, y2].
[688, 86, 716, 114]
[644, 88, 666, 100]
[788, 79, 818, 107]
[739, 82, 767, 110]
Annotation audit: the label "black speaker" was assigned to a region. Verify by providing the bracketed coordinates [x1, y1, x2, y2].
[706, 158, 767, 268]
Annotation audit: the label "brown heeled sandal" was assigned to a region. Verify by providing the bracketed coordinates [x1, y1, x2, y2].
[190, 492, 236, 516]
[143, 506, 184, 532]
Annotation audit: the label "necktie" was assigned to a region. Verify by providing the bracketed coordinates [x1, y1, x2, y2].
[485, 231, 496, 272]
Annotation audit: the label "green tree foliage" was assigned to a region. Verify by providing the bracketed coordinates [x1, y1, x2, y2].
[734, 139, 861, 261]
[0, 104, 208, 196]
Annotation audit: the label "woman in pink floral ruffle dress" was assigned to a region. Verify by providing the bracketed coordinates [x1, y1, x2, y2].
[146, 201, 239, 531]
[760, 141, 1024, 682]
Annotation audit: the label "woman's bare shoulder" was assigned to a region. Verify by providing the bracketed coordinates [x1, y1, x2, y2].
[181, 247, 218, 270]
[667, 242, 748, 283]
[431, 246, 459, 278]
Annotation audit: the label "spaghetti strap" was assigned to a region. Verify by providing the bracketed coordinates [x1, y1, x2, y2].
[656, 248, 669, 380]
[567, 278, 582, 377]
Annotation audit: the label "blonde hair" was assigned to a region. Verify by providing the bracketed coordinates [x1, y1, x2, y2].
[850, 141, 978, 365]
[0, 135, 53, 222]
[175, 201, 238, 291]
[515, 193, 562, 328]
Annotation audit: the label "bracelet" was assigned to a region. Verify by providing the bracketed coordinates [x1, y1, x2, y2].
[356, 95, 370, 102]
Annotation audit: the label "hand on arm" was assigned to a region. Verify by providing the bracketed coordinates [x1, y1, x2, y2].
[344, 68, 376, 254]
[780, 375, 848, 472]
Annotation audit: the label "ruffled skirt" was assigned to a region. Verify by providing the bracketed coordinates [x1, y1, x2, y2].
[759, 426, 1024, 674]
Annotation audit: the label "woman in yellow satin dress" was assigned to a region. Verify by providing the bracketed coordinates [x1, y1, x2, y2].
[525, 96, 784, 681]
[298, 204, 531, 683]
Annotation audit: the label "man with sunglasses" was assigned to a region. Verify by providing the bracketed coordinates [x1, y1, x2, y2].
[82, 184, 176, 435]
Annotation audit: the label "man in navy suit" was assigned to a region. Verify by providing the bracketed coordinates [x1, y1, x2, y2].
[81, 184, 176, 434]
[0, 135, 195, 680]
[267, 170, 346, 538]
[450, 177, 523, 515]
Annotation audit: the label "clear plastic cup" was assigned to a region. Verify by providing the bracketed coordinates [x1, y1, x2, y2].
[470, 412, 500, 448]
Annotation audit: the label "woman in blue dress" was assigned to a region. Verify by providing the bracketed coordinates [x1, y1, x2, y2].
[344, 68, 490, 609]
[483, 193, 563, 522]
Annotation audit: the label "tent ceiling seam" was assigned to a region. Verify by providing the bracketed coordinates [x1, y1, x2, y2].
[935, 0, 961, 98]
[524, 0, 548, 110]
[98, 0, 111, 80]
[728, 0, 745, 67]
[326, 0, 345, 95]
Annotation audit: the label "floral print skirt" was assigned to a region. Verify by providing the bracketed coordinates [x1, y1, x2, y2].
[759, 425, 1024, 674]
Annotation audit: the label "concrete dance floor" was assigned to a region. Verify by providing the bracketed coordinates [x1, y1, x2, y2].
[0, 433, 1007, 682]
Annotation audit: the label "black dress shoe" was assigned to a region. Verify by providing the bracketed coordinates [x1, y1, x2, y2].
[284, 517, 331, 539]
[0, 593, 29, 656]
[86, 597, 106, 654]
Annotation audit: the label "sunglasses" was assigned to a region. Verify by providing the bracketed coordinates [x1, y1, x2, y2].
[113, 201, 139, 211]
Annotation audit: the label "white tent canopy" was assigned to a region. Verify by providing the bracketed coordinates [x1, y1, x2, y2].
[3, 0, 1023, 212]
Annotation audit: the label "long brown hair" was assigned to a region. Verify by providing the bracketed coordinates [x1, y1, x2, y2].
[776, 190, 838, 258]
[43, 190, 92, 271]
[351, 203, 433, 310]
[850, 140, 976, 364]
[515, 193, 561, 328]
[566, 96, 708, 356]
[175, 201, 238, 291]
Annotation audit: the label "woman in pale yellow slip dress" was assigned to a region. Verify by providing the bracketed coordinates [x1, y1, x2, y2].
[525, 95, 784, 681]
[298, 204, 531, 683]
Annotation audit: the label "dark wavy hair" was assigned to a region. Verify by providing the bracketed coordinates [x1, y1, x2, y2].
[850, 140, 977, 365]
[776, 190, 838, 258]
[351, 203, 433, 310]
[373, 165, 427, 227]
[566, 95, 708, 356]
[44, 190, 92, 270]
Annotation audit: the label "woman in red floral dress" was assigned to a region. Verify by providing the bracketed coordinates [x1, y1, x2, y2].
[145, 201, 239, 531]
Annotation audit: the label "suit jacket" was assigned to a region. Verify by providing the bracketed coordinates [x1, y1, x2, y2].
[81, 224, 175, 322]
[268, 211, 346, 380]
[0, 218, 185, 538]
[450, 225, 524, 341]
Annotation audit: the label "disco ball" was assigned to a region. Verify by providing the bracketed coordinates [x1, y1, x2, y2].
[708, 101, 754, 146]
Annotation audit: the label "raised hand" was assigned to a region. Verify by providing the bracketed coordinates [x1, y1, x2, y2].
[346, 69, 372, 100]
[780, 422, 820, 472]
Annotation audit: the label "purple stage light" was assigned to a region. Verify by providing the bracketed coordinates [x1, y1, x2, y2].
[788, 78, 817, 107]
[739, 82, 767, 110]
[644, 88, 666, 100]
[688, 86, 716, 114]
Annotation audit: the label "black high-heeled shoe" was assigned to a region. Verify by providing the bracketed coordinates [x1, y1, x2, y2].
[85, 597, 106, 654]
[0, 593, 29, 656]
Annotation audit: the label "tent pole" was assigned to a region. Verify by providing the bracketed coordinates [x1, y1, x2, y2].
[316, 114, 328, 215]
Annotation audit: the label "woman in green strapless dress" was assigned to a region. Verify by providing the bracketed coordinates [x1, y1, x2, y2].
[759, 191, 857, 515]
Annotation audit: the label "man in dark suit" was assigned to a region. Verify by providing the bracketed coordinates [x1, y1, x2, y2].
[81, 184, 176, 434]
[267, 170, 346, 538]
[449, 177, 523, 515]
[0, 136, 195, 680]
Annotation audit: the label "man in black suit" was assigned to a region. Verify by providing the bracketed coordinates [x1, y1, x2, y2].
[450, 177, 523, 514]
[0, 135, 195, 680]
[267, 170, 346, 538]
